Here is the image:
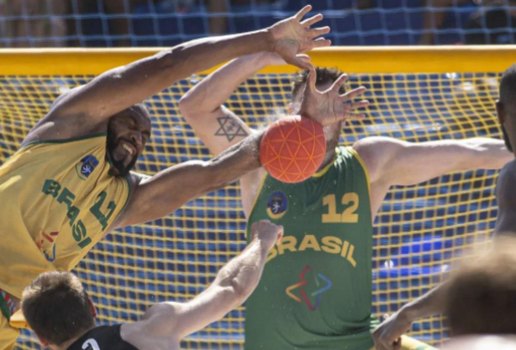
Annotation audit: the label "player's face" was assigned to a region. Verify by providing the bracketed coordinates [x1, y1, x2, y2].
[107, 107, 151, 177]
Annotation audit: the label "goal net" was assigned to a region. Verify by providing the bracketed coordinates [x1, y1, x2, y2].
[0, 46, 513, 348]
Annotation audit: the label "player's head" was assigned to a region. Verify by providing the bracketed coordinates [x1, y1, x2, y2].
[444, 237, 516, 336]
[107, 103, 152, 177]
[497, 64, 516, 153]
[22, 271, 95, 347]
[291, 67, 347, 157]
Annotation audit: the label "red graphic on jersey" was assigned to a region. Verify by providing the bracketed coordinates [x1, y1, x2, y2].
[36, 231, 59, 262]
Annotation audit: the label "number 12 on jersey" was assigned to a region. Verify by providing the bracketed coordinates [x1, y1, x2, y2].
[322, 193, 359, 223]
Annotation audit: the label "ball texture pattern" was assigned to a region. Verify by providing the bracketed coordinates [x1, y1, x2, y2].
[259, 116, 326, 183]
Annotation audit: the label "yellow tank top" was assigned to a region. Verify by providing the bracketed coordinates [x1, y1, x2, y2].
[0, 134, 130, 297]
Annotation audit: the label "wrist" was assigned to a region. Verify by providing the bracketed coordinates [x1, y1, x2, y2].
[257, 237, 275, 253]
[256, 52, 277, 67]
[399, 303, 419, 323]
[263, 27, 276, 52]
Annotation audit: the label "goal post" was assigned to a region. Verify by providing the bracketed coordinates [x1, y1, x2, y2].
[1, 46, 514, 349]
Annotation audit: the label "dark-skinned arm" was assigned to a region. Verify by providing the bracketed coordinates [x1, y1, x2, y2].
[26, 5, 330, 142]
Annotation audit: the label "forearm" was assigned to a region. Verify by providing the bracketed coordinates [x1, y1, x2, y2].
[203, 130, 262, 190]
[215, 237, 269, 301]
[159, 31, 273, 83]
[145, 234, 272, 339]
[383, 137, 510, 186]
[118, 131, 263, 227]
[54, 31, 274, 120]
[460, 138, 511, 169]
[180, 52, 273, 115]
[398, 283, 446, 321]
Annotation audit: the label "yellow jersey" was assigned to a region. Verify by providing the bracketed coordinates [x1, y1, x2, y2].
[0, 134, 130, 298]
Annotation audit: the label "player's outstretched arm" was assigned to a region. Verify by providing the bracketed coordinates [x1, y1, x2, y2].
[179, 52, 289, 216]
[115, 130, 263, 228]
[121, 220, 282, 347]
[354, 136, 512, 188]
[179, 52, 287, 155]
[36, 5, 330, 140]
[373, 284, 446, 350]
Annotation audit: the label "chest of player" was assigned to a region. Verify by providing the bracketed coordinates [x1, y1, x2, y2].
[250, 169, 371, 263]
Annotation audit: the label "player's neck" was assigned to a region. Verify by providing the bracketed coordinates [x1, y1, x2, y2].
[51, 328, 93, 350]
[318, 147, 337, 171]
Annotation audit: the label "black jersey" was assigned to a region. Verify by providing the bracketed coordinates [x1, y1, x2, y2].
[67, 325, 138, 350]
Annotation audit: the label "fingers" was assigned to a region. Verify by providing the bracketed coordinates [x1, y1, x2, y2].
[301, 13, 323, 27]
[307, 65, 317, 91]
[296, 53, 311, 64]
[312, 37, 332, 48]
[337, 98, 368, 123]
[309, 26, 331, 38]
[393, 337, 402, 350]
[295, 4, 312, 21]
[287, 55, 313, 70]
[345, 112, 366, 121]
[329, 73, 349, 93]
[353, 99, 370, 109]
[343, 86, 367, 99]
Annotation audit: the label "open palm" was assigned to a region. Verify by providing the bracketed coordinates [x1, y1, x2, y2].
[300, 67, 369, 126]
[268, 5, 331, 69]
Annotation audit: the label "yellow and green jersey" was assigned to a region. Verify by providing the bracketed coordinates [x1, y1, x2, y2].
[245, 146, 375, 350]
[0, 134, 130, 298]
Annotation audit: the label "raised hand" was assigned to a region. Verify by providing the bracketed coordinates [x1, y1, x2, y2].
[251, 220, 283, 251]
[268, 5, 331, 69]
[300, 66, 369, 126]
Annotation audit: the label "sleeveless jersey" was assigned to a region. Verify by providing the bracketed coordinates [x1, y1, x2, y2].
[0, 134, 130, 298]
[245, 147, 374, 350]
[68, 325, 137, 350]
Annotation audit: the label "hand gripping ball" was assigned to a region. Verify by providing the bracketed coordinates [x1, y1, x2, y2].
[259, 116, 326, 183]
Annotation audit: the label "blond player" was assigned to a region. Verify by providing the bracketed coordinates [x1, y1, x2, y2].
[179, 51, 512, 349]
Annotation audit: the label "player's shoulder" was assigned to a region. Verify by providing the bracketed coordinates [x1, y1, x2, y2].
[68, 325, 137, 350]
[352, 136, 402, 151]
[351, 136, 402, 169]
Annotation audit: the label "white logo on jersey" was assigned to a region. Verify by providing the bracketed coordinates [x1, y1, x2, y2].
[82, 339, 100, 350]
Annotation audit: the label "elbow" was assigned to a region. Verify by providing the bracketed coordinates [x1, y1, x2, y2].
[228, 277, 256, 306]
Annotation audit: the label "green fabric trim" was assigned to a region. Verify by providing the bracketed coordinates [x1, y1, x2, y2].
[0, 295, 11, 321]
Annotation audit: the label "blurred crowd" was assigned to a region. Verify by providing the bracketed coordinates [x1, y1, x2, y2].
[0, 0, 514, 47]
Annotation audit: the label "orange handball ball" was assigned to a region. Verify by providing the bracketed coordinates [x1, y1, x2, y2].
[259, 116, 326, 183]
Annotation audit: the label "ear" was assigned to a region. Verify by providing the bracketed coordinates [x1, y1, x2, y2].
[496, 100, 505, 124]
[87, 297, 97, 318]
[37, 335, 49, 347]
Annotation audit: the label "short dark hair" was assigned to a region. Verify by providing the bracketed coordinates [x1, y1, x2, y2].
[500, 64, 516, 104]
[291, 67, 346, 100]
[444, 237, 516, 336]
[22, 271, 94, 346]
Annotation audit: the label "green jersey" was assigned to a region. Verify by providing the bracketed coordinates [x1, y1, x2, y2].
[245, 147, 374, 350]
